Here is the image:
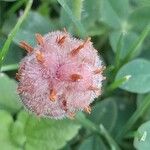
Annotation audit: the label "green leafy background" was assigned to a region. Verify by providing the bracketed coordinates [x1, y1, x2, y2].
[0, 0, 150, 149]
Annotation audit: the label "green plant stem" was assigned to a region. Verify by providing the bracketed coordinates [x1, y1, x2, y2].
[0, 0, 33, 69]
[72, 0, 83, 20]
[124, 131, 137, 139]
[1, 63, 18, 72]
[107, 75, 131, 92]
[99, 124, 120, 150]
[116, 94, 150, 140]
[75, 113, 121, 150]
[114, 33, 123, 70]
[123, 24, 150, 64]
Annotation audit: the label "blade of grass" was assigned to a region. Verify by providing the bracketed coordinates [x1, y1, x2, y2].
[72, 0, 83, 20]
[115, 33, 123, 69]
[123, 24, 150, 63]
[0, 0, 33, 69]
[116, 94, 150, 141]
[57, 0, 86, 37]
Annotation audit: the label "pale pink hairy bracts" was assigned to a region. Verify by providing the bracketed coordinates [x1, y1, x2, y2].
[17, 30, 105, 119]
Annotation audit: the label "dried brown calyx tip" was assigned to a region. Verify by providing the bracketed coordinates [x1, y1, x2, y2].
[35, 33, 44, 45]
[94, 66, 106, 74]
[70, 74, 83, 82]
[35, 51, 44, 63]
[88, 86, 99, 91]
[15, 73, 20, 80]
[56, 35, 67, 45]
[70, 37, 91, 57]
[84, 106, 91, 114]
[19, 41, 33, 53]
[49, 88, 57, 102]
[63, 28, 67, 33]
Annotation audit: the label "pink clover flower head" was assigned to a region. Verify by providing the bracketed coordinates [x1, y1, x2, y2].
[17, 30, 105, 119]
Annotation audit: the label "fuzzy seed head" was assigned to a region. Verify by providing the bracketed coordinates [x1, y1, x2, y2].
[17, 30, 105, 119]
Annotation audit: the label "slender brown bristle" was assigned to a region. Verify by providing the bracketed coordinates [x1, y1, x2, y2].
[102, 76, 106, 80]
[70, 74, 83, 82]
[62, 100, 68, 112]
[56, 35, 67, 45]
[35, 33, 44, 45]
[15, 73, 20, 80]
[70, 37, 91, 57]
[94, 66, 106, 74]
[88, 86, 101, 96]
[17, 86, 23, 94]
[88, 86, 99, 91]
[19, 41, 33, 53]
[63, 28, 67, 33]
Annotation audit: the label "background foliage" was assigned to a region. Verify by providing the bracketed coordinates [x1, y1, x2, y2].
[0, 0, 150, 149]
